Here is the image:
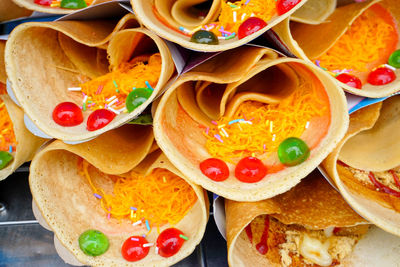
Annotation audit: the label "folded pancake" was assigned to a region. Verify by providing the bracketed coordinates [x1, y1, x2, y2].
[274, 0, 400, 98]
[5, 14, 175, 142]
[0, 40, 45, 181]
[291, 0, 336, 24]
[154, 0, 221, 30]
[226, 170, 369, 267]
[0, 0, 32, 21]
[131, 0, 308, 52]
[12, 0, 113, 15]
[153, 46, 348, 201]
[30, 124, 208, 266]
[322, 96, 400, 236]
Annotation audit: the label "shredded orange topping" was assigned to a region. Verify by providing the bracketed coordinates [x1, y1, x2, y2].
[205, 82, 326, 163]
[0, 91, 16, 152]
[0, 84, 6, 95]
[202, 0, 276, 37]
[79, 53, 161, 112]
[317, 8, 396, 73]
[79, 159, 197, 230]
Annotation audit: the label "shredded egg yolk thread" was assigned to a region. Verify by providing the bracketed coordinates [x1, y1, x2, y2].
[79, 159, 198, 230]
[317, 7, 396, 73]
[79, 53, 162, 111]
[204, 80, 326, 163]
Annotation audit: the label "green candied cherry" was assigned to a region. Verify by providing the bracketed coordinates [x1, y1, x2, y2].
[278, 137, 310, 166]
[126, 88, 153, 113]
[190, 30, 219, 45]
[0, 151, 13, 170]
[79, 230, 109, 256]
[388, 49, 400, 69]
[60, 0, 87, 9]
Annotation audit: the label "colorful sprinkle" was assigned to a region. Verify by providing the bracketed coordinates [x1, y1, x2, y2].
[143, 243, 154, 248]
[68, 87, 81, 91]
[228, 119, 244, 125]
[225, 33, 236, 40]
[145, 220, 151, 231]
[112, 80, 118, 88]
[214, 134, 224, 143]
[94, 193, 102, 199]
[179, 234, 189, 241]
[108, 98, 118, 107]
[384, 64, 397, 71]
[145, 81, 154, 91]
[179, 26, 191, 34]
[221, 128, 229, 137]
[132, 220, 142, 227]
[8, 145, 12, 153]
[95, 85, 104, 95]
[106, 95, 116, 102]
[108, 107, 120, 114]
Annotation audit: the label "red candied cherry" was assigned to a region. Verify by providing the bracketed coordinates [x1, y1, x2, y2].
[86, 109, 116, 131]
[235, 157, 267, 183]
[121, 236, 150, 262]
[238, 17, 267, 40]
[336, 73, 362, 89]
[34, 0, 52, 5]
[52, 102, 83, 127]
[156, 228, 186, 258]
[277, 0, 301, 15]
[367, 67, 396, 86]
[199, 158, 229, 181]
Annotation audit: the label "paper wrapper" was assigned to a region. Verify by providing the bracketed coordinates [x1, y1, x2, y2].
[30, 124, 209, 266]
